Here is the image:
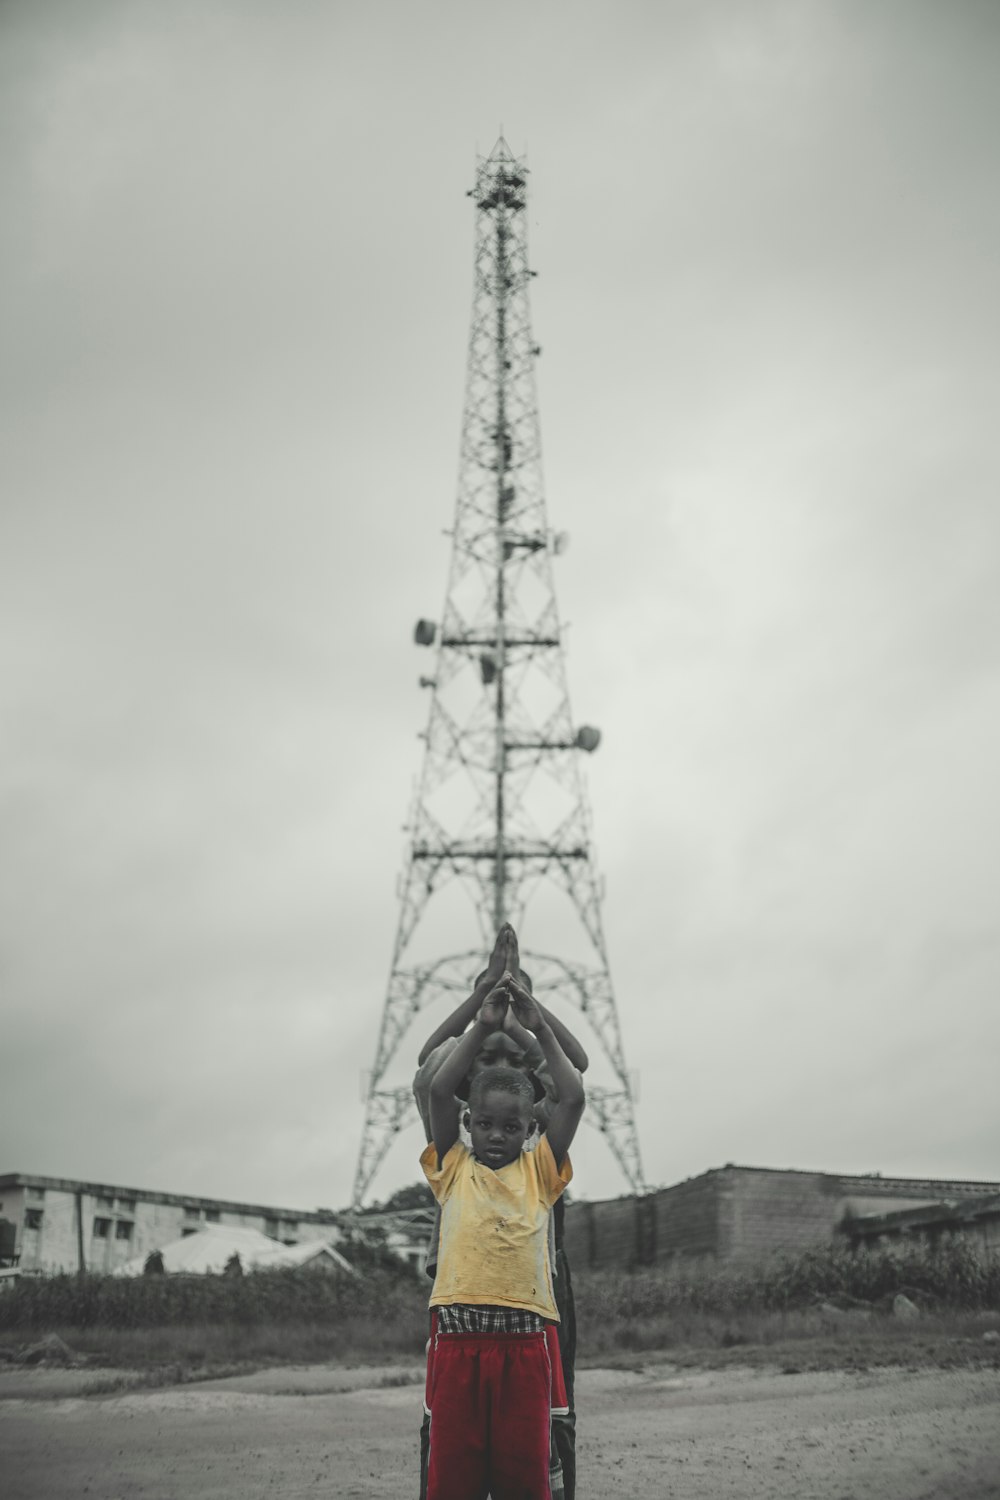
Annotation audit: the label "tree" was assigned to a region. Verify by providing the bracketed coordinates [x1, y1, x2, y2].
[362, 1181, 434, 1215]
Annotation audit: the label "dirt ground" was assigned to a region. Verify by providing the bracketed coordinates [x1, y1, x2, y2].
[2, 1359, 999, 1499]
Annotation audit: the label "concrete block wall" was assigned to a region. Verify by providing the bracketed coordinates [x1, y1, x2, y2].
[564, 1174, 721, 1269]
[703, 1168, 1000, 1261]
[647, 1174, 720, 1261]
[562, 1167, 1000, 1269]
[563, 1195, 642, 1270]
[719, 1168, 846, 1258]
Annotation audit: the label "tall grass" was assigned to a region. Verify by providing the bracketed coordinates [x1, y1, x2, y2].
[2, 1239, 996, 1373]
[0, 1264, 427, 1337]
[572, 1239, 1000, 1360]
[576, 1238, 1000, 1324]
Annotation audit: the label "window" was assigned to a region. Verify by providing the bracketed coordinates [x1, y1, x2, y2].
[183, 1204, 201, 1220]
[281, 1220, 299, 1234]
[95, 1195, 114, 1211]
[27, 1187, 46, 1203]
[264, 1217, 279, 1238]
[93, 1218, 111, 1238]
[25, 1208, 43, 1231]
[116, 1197, 136, 1214]
[115, 1221, 133, 1242]
[181, 1227, 197, 1238]
[205, 1208, 220, 1223]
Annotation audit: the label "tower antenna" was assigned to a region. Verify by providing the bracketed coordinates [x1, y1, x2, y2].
[353, 140, 644, 1204]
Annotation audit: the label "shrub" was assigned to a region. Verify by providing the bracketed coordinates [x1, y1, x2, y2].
[0, 1263, 426, 1334]
[573, 1236, 1000, 1330]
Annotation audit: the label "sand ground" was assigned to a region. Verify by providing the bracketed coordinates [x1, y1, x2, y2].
[2, 1360, 999, 1499]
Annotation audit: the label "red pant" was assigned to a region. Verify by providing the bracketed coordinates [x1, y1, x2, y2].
[426, 1330, 552, 1500]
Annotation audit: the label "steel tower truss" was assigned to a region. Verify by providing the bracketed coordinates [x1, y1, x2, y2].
[354, 139, 643, 1205]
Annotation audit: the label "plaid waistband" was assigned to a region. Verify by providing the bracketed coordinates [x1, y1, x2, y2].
[436, 1303, 546, 1335]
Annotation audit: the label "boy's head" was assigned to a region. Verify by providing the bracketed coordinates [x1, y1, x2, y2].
[458, 1031, 545, 1103]
[464, 1066, 536, 1170]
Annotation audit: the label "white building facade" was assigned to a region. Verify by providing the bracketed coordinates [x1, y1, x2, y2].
[0, 1172, 347, 1276]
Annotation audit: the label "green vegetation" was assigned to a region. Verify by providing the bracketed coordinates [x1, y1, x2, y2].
[357, 1181, 434, 1214]
[1, 1239, 996, 1379]
[577, 1237, 1000, 1322]
[571, 1239, 1000, 1367]
[0, 1264, 426, 1340]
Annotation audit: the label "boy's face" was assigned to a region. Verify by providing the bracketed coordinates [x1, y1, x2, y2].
[469, 1031, 530, 1081]
[466, 1087, 534, 1170]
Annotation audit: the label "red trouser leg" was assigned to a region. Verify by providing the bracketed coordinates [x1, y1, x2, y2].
[426, 1332, 552, 1500]
[486, 1334, 552, 1500]
[426, 1334, 489, 1500]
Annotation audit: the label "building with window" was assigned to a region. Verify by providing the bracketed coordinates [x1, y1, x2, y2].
[0, 1173, 346, 1276]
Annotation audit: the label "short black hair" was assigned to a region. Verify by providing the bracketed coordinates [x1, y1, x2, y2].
[468, 1065, 535, 1113]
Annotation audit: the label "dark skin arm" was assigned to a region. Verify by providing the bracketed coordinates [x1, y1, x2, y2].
[507, 976, 585, 1171]
[428, 981, 509, 1166]
[417, 924, 589, 1072]
[417, 925, 515, 1065]
[502, 1001, 589, 1075]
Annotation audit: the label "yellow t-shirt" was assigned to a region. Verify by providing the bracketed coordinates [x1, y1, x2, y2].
[420, 1136, 571, 1321]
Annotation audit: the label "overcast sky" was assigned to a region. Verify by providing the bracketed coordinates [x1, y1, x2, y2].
[2, 0, 998, 1214]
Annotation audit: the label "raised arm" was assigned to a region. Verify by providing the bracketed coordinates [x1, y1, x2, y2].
[417, 924, 516, 1065]
[428, 981, 510, 1164]
[503, 999, 589, 1074]
[507, 977, 585, 1170]
[499, 925, 589, 1072]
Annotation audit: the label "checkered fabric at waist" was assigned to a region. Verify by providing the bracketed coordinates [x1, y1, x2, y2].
[436, 1304, 546, 1335]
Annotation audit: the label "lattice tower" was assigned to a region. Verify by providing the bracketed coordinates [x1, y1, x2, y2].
[353, 138, 644, 1205]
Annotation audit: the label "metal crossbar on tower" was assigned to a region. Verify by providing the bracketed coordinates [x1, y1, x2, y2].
[353, 138, 644, 1206]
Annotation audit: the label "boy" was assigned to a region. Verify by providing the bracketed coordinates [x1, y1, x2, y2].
[421, 969, 585, 1500]
[413, 927, 587, 1497]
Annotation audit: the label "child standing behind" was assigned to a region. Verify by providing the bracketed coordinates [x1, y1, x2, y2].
[422, 970, 585, 1500]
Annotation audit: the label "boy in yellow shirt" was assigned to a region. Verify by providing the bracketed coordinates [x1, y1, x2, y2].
[421, 969, 585, 1500]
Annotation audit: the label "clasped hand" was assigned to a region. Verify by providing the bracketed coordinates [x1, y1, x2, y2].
[477, 970, 542, 1034]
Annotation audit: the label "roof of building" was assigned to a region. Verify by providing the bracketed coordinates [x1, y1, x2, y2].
[0, 1172, 345, 1225]
[113, 1225, 357, 1278]
[642, 1165, 1000, 1200]
[845, 1193, 1000, 1237]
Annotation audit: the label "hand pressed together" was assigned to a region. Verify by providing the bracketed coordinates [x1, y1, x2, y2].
[507, 974, 544, 1035]
[482, 925, 521, 985]
[477, 977, 512, 1031]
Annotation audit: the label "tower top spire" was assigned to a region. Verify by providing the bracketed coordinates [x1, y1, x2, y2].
[470, 138, 528, 211]
[487, 133, 517, 161]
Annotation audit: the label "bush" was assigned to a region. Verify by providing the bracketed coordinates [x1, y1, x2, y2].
[0, 1263, 427, 1334]
[574, 1237, 1000, 1328]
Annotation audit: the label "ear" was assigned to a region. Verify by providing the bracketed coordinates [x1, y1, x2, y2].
[463, 1110, 471, 1131]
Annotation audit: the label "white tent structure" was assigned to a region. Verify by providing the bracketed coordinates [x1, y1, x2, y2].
[114, 1224, 357, 1278]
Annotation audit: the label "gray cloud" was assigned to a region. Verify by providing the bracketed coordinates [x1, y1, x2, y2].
[2, 0, 998, 1208]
